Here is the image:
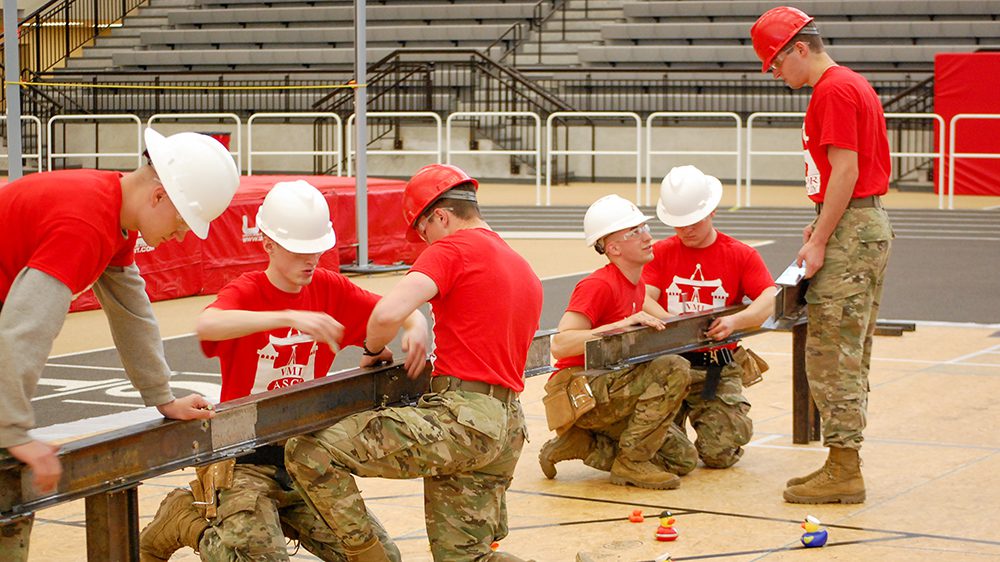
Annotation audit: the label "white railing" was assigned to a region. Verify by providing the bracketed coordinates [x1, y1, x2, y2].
[546, 111, 642, 205]
[247, 113, 343, 176]
[47, 114, 143, 172]
[147, 113, 242, 174]
[745, 112, 805, 208]
[346, 111, 442, 177]
[948, 113, 1000, 211]
[885, 113, 947, 210]
[646, 112, 742, 206]
[0, 115, 43, 172]
[446, 111, 543, 205]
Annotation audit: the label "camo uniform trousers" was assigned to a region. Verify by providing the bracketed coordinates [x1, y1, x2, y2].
[572, 354, 697, 475]
[0, 514, 31, 562]
[677, 362, 753, 468]
[284, 387, 527, 562]
[805, 206, 892, 450]
[198, 463, 400, 562]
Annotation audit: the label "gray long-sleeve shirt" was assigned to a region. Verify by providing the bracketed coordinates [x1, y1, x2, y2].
[0, 265, 174, 449]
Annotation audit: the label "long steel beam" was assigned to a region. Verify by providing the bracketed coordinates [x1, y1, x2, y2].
[0, 332, 553, 527]
[583, 304, 755, 371]
[581, 286, 821, 445]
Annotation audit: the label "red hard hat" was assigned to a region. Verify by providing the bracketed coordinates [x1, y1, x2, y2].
[750, 6, 815, 73]
[402, 163, 479, 242]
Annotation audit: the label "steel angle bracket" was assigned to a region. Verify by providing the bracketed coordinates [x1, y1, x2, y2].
[584, 304, 765, 371]
[763, 267, 809, 331]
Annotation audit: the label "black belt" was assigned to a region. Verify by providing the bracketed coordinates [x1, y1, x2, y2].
[235, 444, 295, 489]
[430, 375, 517, 403]
[681, 348, 735, 400]
[815, 195, 882, 214]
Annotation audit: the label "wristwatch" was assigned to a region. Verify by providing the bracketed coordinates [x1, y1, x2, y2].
[362, 341, 385, 357]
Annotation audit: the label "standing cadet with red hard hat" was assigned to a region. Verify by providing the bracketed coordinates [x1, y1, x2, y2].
[284, 164, 543, 561]
[0, 129, 240, 560]
[751, 7, 893, 504]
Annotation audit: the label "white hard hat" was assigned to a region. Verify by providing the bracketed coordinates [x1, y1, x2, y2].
[656, 165, 723, 227]
[256, 180, 336, 254]
[583, 194, 652, 247]
[144, 128, 240, 239]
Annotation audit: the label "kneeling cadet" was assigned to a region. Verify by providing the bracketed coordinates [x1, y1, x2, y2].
[540, 194, 695, 490]
[139, 180, 427, 561]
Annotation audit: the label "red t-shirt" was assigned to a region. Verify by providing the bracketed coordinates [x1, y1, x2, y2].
[0, 170, 135, 302]
[803, 65, 891, 203]
[201, 269, 379, 402]
[642, 232, 774, 351]
[410, 228, 542, 393]
[642, 232, 773, 314]
[555, 263, 646, 370]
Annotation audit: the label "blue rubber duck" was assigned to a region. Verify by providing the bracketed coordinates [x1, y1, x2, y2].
[800, 515, 828, 548]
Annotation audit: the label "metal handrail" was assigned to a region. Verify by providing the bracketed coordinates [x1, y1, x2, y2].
[948, 113, 1000, 211]
[446, 111, 542, 205]
[546, 111, 642, 205]
[646, 111, 742, 206]
[247, 112, 343, 176]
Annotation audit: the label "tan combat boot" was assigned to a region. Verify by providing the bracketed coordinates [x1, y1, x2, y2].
[345, 536, 392, 562]
[785, 449, 832, 487]
[538, 427, 593, 479]
[609, 457, 681, 490]
[783, 447, 865, 504]
[139, 488, 209, 562]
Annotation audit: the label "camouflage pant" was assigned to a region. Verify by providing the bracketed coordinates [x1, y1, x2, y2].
[284, 388, 527, 562]
[573, 354, 695, 472]
[0, 514, 31, 562]
[805, 206, 892, 450]
[198, 463, 400, 562]
[678, 362, 753, 468]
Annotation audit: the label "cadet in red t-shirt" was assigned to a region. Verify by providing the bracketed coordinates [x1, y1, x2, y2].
[0, 129, 240, 559]
[753, 6, 892, 504]
[139, 180, 421, 561]
[644, 166, 776, 470]
[539, 194, 695, 492]
[285, 164, 542, 562]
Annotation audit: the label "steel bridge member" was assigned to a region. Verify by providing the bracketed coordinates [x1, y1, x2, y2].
[284, 164, 543, 562]
[539, 194, 696, 490]
[752, 5, 893, 504]
[0, 129, 239, 561]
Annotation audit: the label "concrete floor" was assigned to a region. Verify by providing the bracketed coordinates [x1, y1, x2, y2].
[24, 182, 1000, 561]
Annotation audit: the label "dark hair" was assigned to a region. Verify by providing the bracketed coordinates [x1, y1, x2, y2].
[424, 183, 481, 221]
[790, 31, 824, 52]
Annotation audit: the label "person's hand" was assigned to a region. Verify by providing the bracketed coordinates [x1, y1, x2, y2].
[157, 394, 215, 420]
[705, 315, 738, 341]
[8, 440, 61, 493]
[360, 347, 394, 369]
[796, 240, 826, 279]
[288, 311, 345, 351]
[401, 327, 429, 380]
[624, 311, 666, 331]
[802, 224, 814, 244]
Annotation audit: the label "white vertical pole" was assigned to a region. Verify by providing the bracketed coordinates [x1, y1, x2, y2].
[4, 0, 24, 179]
[354, 0, 369, 266]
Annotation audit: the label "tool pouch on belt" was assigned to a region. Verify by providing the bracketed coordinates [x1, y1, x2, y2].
[543, 368, 596, 434]
[190, 458, 236, 520]
[733, 346, 769, 387]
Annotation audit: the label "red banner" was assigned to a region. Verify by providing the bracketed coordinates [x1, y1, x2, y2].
[934, 53, 1000, 196]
